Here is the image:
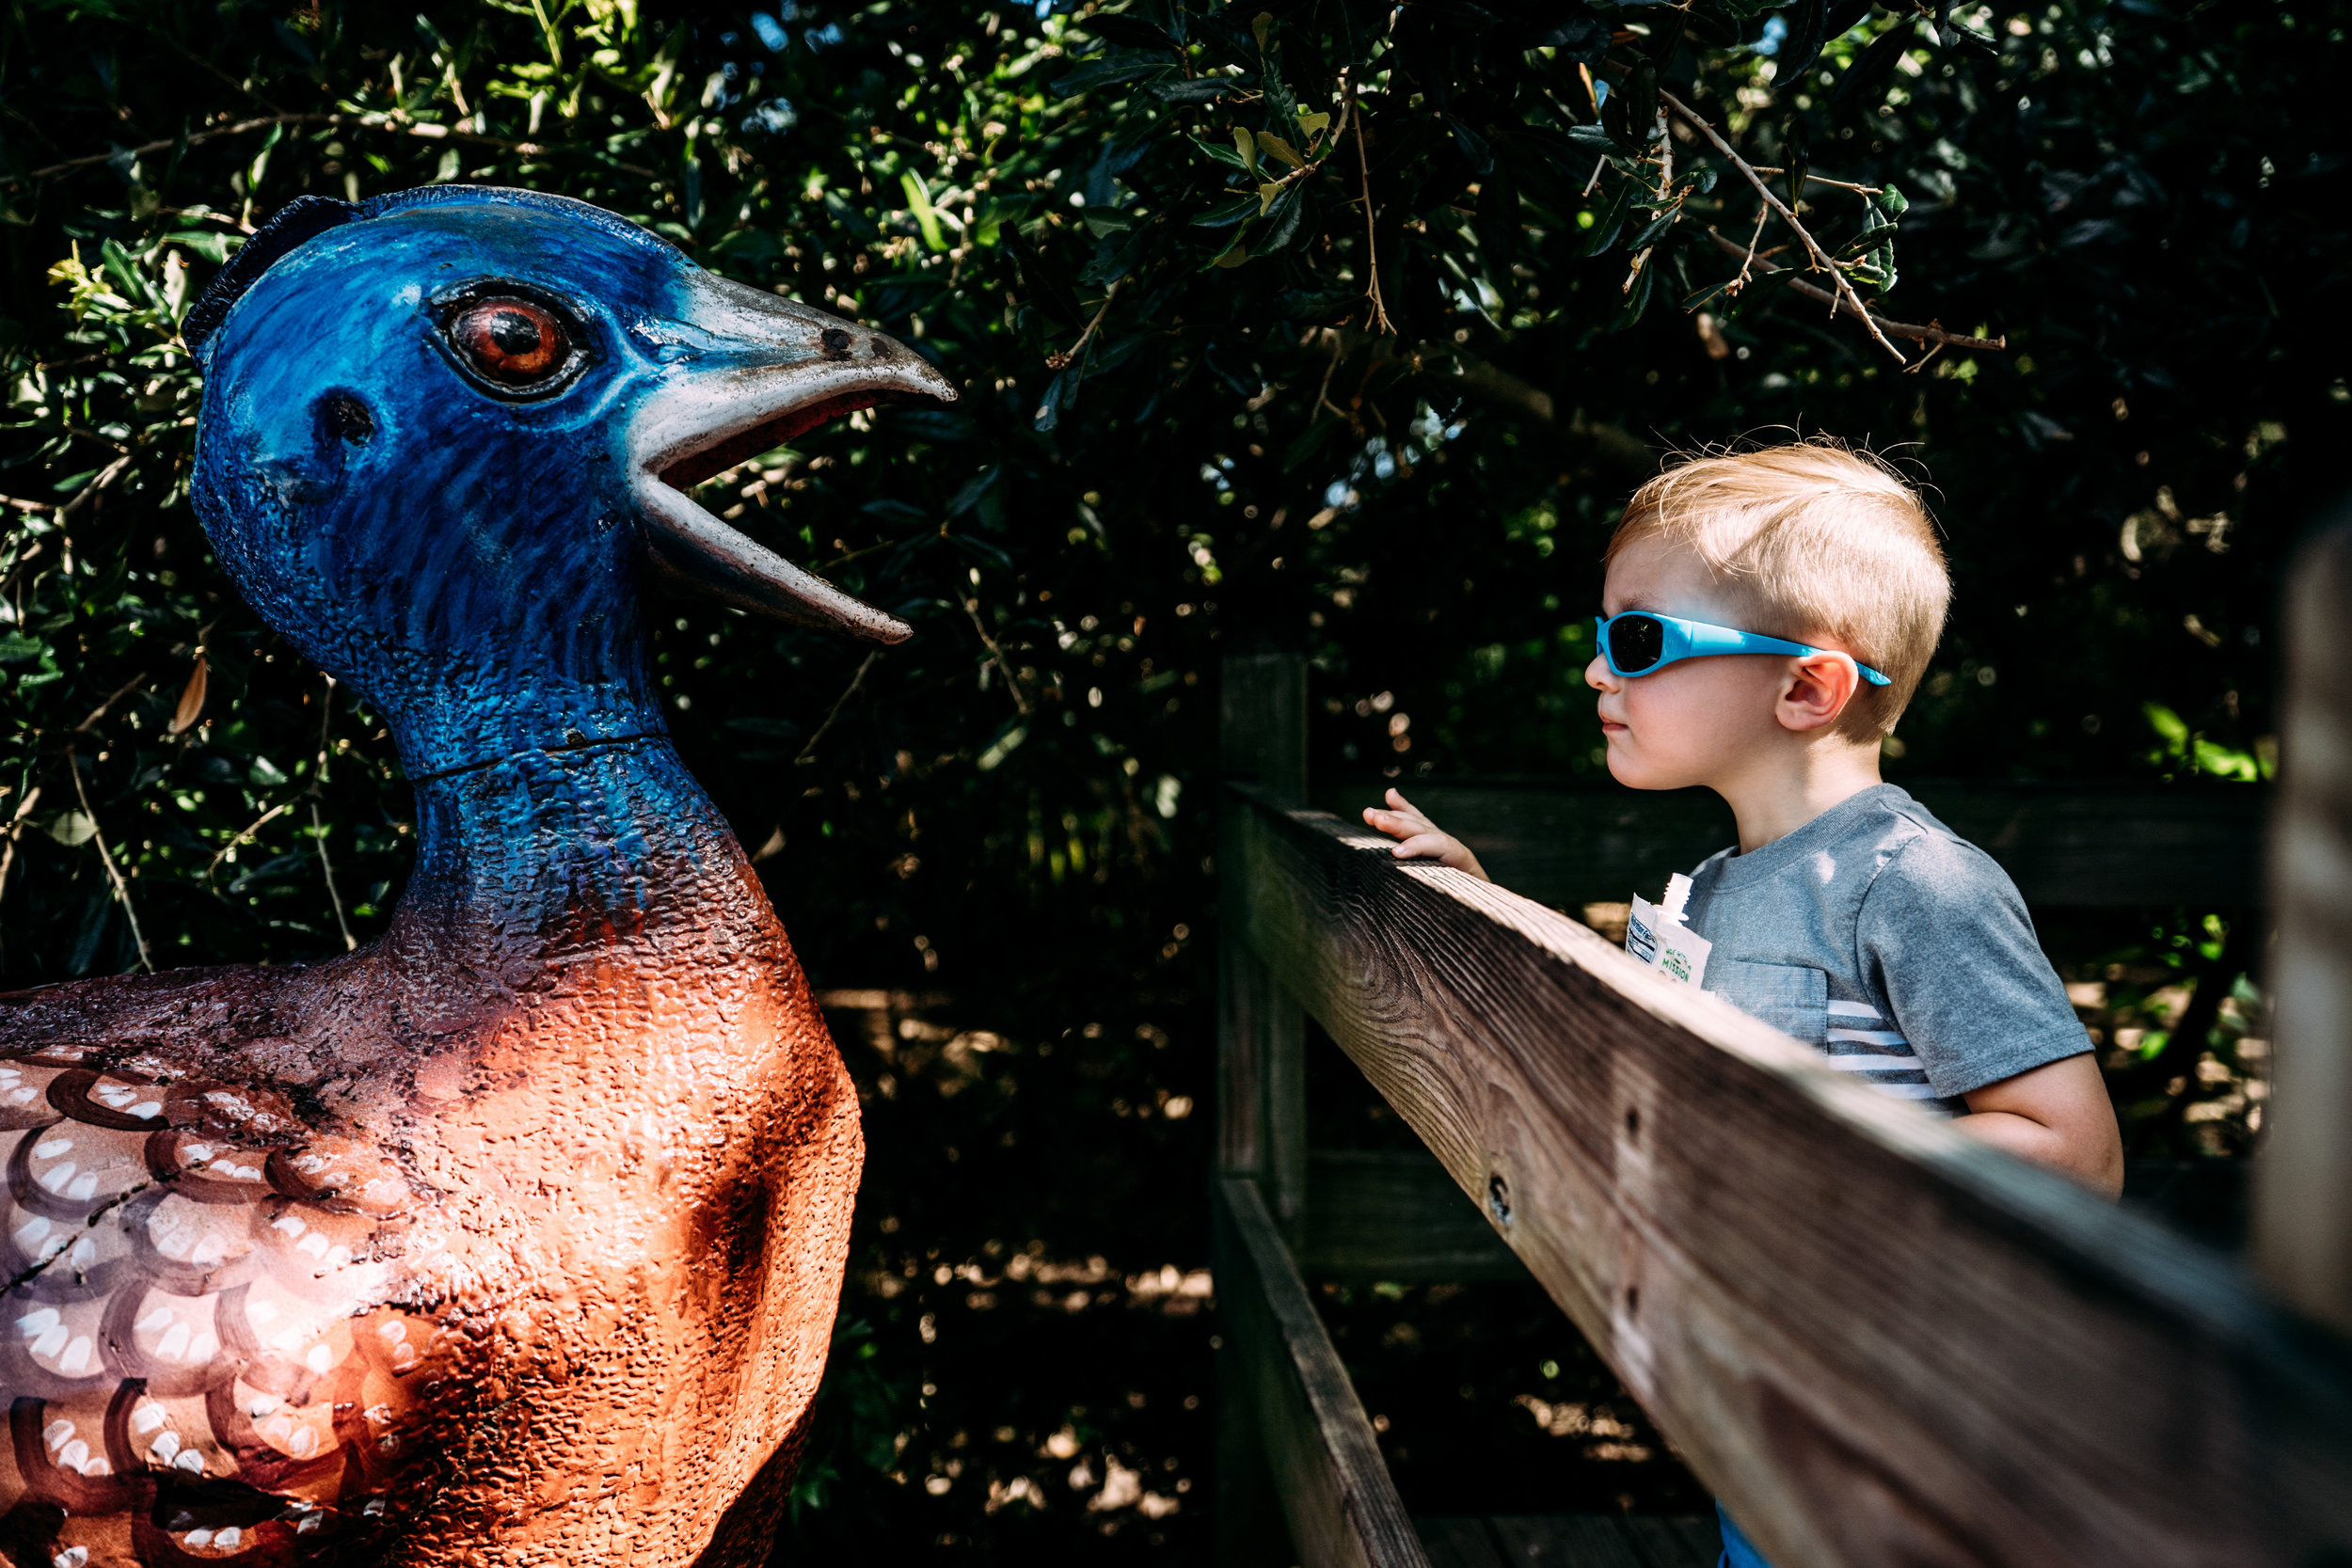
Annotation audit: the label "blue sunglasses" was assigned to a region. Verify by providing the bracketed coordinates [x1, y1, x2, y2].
[1595, 611, 1892, 686]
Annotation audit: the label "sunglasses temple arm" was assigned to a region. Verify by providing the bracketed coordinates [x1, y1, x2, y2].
[1700, 623, 1894, 685]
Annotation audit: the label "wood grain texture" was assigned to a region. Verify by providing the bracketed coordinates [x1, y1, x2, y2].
[1298, 1150, 1525, 1281]
[1416, 1517, 1717, 1568]
[1213, 1177, 1429, 1568]
[1614, 1515, 1723, 1568]
[1311, 776, 2269, 909]
[1229, 786, 2352, 1568]
[2257, 513, 2352, 1333]
[1488, 1516, 1647, 1568]
[1414, 1517, 1509, 1568]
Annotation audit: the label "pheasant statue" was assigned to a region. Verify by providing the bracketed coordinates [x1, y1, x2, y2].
[0, 186, 952, 1566]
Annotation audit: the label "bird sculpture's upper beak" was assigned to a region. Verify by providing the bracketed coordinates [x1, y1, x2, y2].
[628, 272, 958, 643]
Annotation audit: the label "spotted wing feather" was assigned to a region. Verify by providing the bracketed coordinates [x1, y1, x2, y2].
[0, 1049, 452, 1568]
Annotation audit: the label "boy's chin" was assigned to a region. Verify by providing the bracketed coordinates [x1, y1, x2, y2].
[1604, 745, 1689, 792]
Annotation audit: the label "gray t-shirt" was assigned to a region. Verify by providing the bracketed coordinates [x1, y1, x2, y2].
[1680, 784, 2090, 1117]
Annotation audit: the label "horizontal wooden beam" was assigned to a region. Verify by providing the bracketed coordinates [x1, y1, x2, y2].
[1312, 776, 2270, 910]
[1228, 786, 2352, 1568]
[1297, 1150, 1525, 1282]
[1213, 1176, 1430, 1568]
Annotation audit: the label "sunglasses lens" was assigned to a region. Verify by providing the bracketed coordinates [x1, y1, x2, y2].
[1608, 613, 1664, 673]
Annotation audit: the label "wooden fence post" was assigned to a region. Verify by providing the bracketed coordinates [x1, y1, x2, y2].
[2258, 514, 2352, 1335]
[1218, 651, 1308, 1220]
[1217, 651, 1308, 1568]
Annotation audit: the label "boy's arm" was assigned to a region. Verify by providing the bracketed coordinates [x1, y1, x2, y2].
[1957, 1054, 2125, 1197]
[1362, 789, 1490, 880]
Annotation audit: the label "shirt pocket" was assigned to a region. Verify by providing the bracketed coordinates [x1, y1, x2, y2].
[1704, 958, 1829, 1048]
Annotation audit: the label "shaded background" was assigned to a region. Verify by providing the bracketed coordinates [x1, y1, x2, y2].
[3, 0, 2344, 1558]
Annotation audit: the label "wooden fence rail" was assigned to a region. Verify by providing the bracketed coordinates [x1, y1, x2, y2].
[1307, 776, 2271, 912]
[1216, 784, 2352, 1568]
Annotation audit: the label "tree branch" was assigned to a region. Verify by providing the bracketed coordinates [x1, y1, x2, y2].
[1046, 278, 1122, 371]
[67, 754, 151, 973]
[1703, 230, 2008, 351]
[3, 111, 655, 189]
[1349, 72, 1393, 336]
[1661, 89, 1906, 365]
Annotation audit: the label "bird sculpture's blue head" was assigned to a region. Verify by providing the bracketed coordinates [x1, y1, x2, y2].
[187, 186, 954, 779]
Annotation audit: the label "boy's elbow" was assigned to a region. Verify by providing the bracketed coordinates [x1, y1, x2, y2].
[2082, 1121, 2125, 1200]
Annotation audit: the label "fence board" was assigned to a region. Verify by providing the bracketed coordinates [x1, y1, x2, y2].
[1229, 785, 2352, 1568]
[1214, 1175, 1430, 1568]
[2258, 515, 2352, 1333]
[1298, 1150, 1524, 1281]
[1311, 777, 2268, 910]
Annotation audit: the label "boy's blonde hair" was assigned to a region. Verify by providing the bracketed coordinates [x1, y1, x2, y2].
[1605, 437, 1948, 739]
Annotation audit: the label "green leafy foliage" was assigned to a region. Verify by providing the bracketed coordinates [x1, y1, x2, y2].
[1, 0, 2344, 1555]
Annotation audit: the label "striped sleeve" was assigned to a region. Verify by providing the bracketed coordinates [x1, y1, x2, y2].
[1822, 999, 1954, 1108]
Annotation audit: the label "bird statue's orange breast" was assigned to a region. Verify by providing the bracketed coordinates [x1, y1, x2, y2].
[0, 186, 954, 1566]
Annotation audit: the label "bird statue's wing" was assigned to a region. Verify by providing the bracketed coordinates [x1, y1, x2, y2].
[0, 1042, 456, 1567]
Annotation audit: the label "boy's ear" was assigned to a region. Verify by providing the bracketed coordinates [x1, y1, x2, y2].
[1774, 652, 1863, 735]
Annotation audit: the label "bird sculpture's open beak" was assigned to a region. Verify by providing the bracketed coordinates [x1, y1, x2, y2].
[628, 272, 958, 643]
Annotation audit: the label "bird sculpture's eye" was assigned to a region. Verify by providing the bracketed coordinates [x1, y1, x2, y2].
[448, 298, 572, 388]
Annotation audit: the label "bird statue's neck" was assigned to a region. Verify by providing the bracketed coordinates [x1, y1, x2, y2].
[379, 672, 770, 962]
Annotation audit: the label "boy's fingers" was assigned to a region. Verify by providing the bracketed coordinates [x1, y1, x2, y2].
[1387, 787, 1419, 814]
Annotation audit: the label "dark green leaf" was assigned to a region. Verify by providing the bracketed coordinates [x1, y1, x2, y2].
[1078, 13, 1178, 51]
[1255, 182, 1308, 254]
[1781, 0, 1829, 75]
[1581, 177, 1641, 256]
[1837, 222, 1899, 257]
[1830, 19, 1917, 119]
[1191, 135, 1249, 169]
[1152, 75, 1251, 103]
[1051, 54, 1174, 97]
[1623, 208, 1680, 253]
[1191, 194, 1259, 228]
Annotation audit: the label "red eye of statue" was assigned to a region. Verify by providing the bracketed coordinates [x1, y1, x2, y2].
[450, 298, 569, 386]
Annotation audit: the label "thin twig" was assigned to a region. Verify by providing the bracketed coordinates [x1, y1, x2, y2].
[75, 672, 150, 734]
[1662, 88, 1905, 365]
[0, 786, 44, 928]
[207, 800, 294, 879]
[1311, 329, 1348, 425]
[961, 598, 1032, 716]
[1046, 278, 1123, 370]
[1747, 166, 1883, 196]
[1703, 230, 2008, 350]
[1730, 204, 1771, 294]
[1351, 73, 1393, 336]
[794, 650, 881, 767]
[1625, 103, 1673, 294]
[67, 753, 151, 973]
[310, 803, 356, 952]
[55, 454, 132, 525]
[309, 675, 355, 952]
[2, 111, 654, 189]
[814, 537, 898, 574]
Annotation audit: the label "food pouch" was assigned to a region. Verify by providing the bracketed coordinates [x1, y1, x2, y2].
[1625, 872, 1711, 987]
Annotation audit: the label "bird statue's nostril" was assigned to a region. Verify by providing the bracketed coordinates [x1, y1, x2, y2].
[819, 327, 852, 359]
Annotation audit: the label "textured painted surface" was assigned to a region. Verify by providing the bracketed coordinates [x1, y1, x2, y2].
[0, 186, 954, 1566]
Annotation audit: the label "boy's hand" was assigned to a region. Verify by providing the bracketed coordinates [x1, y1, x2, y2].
[1362, 789, 1490, 881]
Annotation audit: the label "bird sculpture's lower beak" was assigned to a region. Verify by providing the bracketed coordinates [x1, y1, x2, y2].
[628, 273, 958, 643]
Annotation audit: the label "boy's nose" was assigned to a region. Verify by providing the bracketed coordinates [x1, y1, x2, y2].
[1585, 654, 1619, 693]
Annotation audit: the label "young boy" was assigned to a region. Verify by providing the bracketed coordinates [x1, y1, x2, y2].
[1365, 440, 2122, 1567]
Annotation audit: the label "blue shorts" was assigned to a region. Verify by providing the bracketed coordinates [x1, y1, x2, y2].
[1716, 1501, 1775, 1568]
